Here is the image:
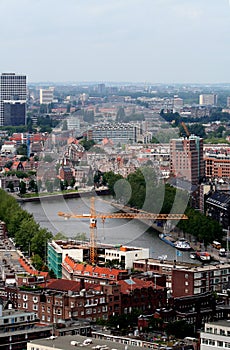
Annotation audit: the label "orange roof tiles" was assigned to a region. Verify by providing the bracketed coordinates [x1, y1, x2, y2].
[18, 258, 48, 278]
[63, 255, 127, 280]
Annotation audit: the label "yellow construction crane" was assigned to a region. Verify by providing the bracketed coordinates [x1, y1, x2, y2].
[181, 121, 190, 138]
[58, 197, 188, 264]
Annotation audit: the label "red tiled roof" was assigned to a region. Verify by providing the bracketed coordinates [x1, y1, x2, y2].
[118, 278, 159, 294]
[18, 258, 48, 278]
[45, 279, 94, 292]
[63, 255, 127, 280]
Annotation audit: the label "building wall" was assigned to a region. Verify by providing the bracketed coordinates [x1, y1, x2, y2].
[40, 88, 54, 104]
[199, 94, 217, 106]
[0, 73, 27, 126]
[170, 136, 204, 185]
[172, 264, 230, 298]
[205, 156, 230, 178]
[200, 321, 230, 350]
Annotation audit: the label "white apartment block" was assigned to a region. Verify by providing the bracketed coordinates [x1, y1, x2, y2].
[40, 87, 54, 104]
[200, 320, 230, 350]
[199, 94, 217, 106]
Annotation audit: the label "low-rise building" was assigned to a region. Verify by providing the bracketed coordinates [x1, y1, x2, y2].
[62, 255, 128, 283]
[206, 190, 230, 229]
[48, 240, 149, 278]
[172, 263, 230, 298]
[200, 320, 230, 350]
[0, 307, 52, 349]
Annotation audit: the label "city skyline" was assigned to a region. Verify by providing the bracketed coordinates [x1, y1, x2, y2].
[0, 0, 230, 84]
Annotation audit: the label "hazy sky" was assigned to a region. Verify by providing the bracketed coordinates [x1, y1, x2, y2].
[1, 0, 230, 83]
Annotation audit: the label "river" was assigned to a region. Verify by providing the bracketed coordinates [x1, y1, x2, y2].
[22, 195, 193, 262]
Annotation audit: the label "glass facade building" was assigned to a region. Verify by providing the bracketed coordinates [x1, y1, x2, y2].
[0, 73, 27, 126]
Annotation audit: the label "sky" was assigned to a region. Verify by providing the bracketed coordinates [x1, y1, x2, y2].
[0, 0, 230, 84]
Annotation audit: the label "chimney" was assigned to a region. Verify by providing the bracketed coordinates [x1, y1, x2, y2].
[80, 278, 85, 290]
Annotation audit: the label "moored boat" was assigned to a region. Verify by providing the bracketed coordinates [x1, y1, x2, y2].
[159, 233, 176, 247]
[174, 238, 191, 251]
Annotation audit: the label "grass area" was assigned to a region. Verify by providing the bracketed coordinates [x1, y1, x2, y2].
[20, 189, 78, 198]
[204, 138, 230, 144]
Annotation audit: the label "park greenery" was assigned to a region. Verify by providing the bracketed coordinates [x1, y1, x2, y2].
[101, 168, 223, 245]
[0, 189, 52, 270]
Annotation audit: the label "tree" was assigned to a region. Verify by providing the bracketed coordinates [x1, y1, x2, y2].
[70, 178, 76, 188]
[28, 179, 36, 192]
[53, 232, 67, 240]
[14, 218, 40, 253]
[17, 144, 27, 156]
[31, 254, 44, 271]
[43, 155, 54, 163]
[45, 180, 53, 193]
[7, 181, 14, 192]
[19, 181, 26, 194]
[116, 107, 126, 122]
[31, 228, 52, 260]
[165, 320, 194, 338]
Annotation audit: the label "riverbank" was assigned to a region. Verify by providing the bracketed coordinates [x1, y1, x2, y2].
[15, 188, 110, 203]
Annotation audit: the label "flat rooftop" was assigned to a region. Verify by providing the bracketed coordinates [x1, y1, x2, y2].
[29, 334, 138, 350]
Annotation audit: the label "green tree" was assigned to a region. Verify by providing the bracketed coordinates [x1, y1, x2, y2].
[70, 178, 76, 188]
[7, 181, 14, 192]
[53, 232, 67, 240]
[31, 254, 44, 271]
[116, 107, 126, 122]
[19, 181, 26, 194]
[45, 180, 53, 193]
[14, 218, 40, 252]
[165, 320, 194, 338]
[31, 228, 52, 260]
[43, 155, 54, 163]
[17, 144, 27, 156]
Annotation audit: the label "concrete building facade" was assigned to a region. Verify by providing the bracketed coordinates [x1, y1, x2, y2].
[0, 73, 27, 126]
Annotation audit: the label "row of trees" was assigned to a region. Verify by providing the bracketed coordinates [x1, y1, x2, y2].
[102, 168, 223, 245]
[0, 189, 52, 270]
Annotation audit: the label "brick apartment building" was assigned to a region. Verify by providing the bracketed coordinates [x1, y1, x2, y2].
[2, 275, 167, 325]
[205, 153, 230, 179]
[62, 255, 129, 283]
[172, 263, 230, 298]
[170, 135, 204, 185]
[133, 259, 230, 299]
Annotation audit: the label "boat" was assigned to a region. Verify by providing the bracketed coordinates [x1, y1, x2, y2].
[174, 238, 191, 251]
[159, 233, 176, 247]
[195, 251, 211, 261]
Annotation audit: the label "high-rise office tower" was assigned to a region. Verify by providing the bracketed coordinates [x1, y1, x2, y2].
[170, 135, 204, 185]
[0, 73, 27, 126]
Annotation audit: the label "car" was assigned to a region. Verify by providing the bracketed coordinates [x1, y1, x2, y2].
[219, 248, 226, 257]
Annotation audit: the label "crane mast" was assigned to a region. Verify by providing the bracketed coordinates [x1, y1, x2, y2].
[58, 197, 188, 264]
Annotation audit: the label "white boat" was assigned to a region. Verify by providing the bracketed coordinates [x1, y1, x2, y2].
[174, 238, 191, 251]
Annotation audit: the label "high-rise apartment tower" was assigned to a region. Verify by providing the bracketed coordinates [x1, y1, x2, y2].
[0, 73, 27, 126]
[170, 135, 204, 185]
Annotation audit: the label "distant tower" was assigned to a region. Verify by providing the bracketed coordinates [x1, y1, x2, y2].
[39, 87, 54, 104]
[199, 94, 217, 106]
[0, 73, 27, 126]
